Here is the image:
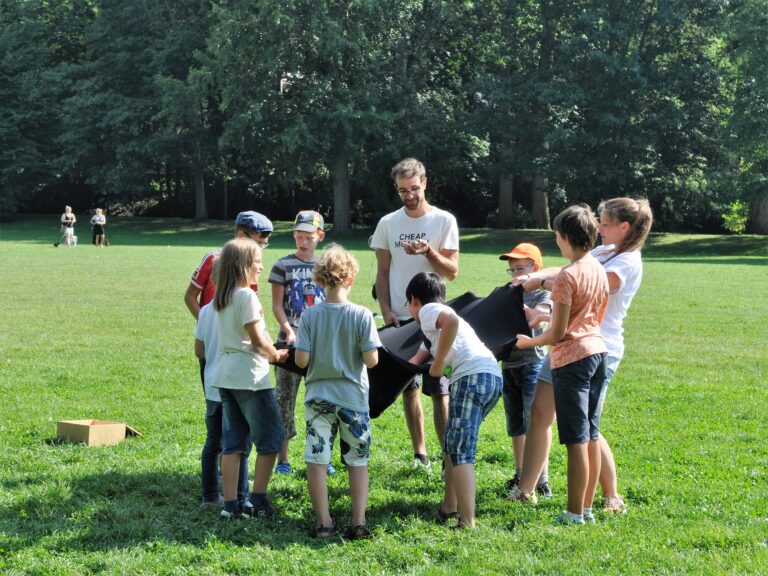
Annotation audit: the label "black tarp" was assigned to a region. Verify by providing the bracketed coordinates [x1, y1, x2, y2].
[274, 284, 530, 417]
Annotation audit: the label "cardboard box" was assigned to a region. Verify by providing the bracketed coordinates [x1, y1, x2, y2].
[57, 419, 141, 447]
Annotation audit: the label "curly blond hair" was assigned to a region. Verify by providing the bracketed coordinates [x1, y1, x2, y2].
[313, 243, 359, 288]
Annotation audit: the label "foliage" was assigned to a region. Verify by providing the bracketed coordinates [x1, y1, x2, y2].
[0, 0, 767, 233]
[722, 199, 750, 234]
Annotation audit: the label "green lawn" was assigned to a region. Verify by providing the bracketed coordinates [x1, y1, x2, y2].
[1, 216, 766, 575]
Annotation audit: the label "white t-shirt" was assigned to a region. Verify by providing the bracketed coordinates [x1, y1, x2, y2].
[418, 302, 500, 384]
[213, 288, 271, 391]
[592, 244, 643, 359]
[195, 303, 221, 402]
[370, 206, 459, 320]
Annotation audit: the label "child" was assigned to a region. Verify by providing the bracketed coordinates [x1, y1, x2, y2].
[195, 302, 249, 509]
[510, 197, 653, 515]
[54, 205, 76, 247]
[497, 243, 553, 497]
[90, 208, 106, 247]
[294, 244, 381, 539]
[212, 238, 289, 520]
[406, 272, 502, 530]
[269, 210, 327, 475]
[515, 204, 608, 526]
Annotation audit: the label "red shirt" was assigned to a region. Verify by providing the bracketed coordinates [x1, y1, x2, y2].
[190, 250, 258, 307]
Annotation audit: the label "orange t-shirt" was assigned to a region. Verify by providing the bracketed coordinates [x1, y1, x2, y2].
[550, 256, 608, 369]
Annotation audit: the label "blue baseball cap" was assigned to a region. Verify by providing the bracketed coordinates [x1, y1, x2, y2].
[235, 211, 273, 233]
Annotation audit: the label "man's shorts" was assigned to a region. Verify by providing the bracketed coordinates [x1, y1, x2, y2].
[404, 373, 450, 396]
[220, 387, 284, 455]
[274, 366, 303, 440]
[304, 399, 371, 467]
[444, 372, 501, 466]
[552, 353, 607, 445]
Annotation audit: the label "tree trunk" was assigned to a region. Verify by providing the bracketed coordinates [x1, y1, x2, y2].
[194, 165, 208, 220]
[332, 150, 351, 235]
[531, 170, 550, 229]
[752, 194, 768, 234]
[498, 173, 515, 228]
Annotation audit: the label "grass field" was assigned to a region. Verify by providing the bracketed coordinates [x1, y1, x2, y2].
[0, 215, 766, 575]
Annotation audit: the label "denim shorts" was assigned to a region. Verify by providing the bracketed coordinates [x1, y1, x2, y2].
[219, 387, 284, 455]
[444, 372, 502, 466]
[275, 366, 303, 440]
[404, 373, 450, 396]
[304, 399, 371, 467]
[537, 353, 553, 384]
[502, 360, 544, 437]
[551, 353, 607, 445]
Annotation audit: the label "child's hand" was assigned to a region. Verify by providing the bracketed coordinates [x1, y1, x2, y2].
[429, 360, 445, 378]
[283, 327, 296, 346]
[525, 308, 550, 329]
[515, 334, 531, 349]
[273, 349, 290, 363]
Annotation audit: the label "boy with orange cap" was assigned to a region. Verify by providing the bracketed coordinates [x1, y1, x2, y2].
[498, 242, 553, 498]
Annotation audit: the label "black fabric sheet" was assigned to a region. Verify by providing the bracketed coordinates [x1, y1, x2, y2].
[273, 284, 530, 418]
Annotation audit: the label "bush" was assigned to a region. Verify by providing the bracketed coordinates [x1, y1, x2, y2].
[722, 200, 749, 234]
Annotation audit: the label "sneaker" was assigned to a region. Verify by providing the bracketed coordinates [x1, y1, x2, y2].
[242, 500, 275, 519]
[507, 485, 538, 504]
[554, 513, 585, 526]
[504, 474, 520, 492]
[53, 242, 59, 247]
[219, 508, 250, 521]
[535, 481, 553, 499]
[602, 496, 627, 515]
[584, 512, 596, 525]
[275, 461, 292, 475]
[327, 462, 336, 476]
[412, 454, 431, 470]
[199, 495, 225, 510]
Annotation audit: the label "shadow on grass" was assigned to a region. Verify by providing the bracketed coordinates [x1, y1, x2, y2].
[0, 464, 461, 554]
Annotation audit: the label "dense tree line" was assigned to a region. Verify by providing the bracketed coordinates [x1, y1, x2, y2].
[1, 0, 766, 233]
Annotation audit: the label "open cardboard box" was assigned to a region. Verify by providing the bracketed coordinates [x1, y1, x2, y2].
[57, 419, 141, 447]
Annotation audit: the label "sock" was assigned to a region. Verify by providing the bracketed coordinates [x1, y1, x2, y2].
[537, 468, 549, 486]
[515, 468, 522, 478]
[249, 492, 269, 507]
[565, 510, 583, 522]
[583, 507, 592, 517]
[224, 499, 240, 514]
[414, 453, 429, 465]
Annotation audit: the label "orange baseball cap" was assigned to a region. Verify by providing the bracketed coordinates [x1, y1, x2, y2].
[498, 242, 543, 270]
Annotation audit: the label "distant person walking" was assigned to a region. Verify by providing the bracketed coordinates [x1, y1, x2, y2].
[54, 206, 76, 247]
[370, 158, 460, 469]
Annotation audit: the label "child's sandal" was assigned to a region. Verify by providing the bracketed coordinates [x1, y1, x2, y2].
[436, 507, 460, 525]
[314, 522, 337, 538]
[344, 524, 372, 540]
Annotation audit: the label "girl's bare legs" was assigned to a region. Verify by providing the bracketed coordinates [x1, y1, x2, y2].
[598, 434, 620, 497]
[452, 463, 477, 529]
[585, 439, 601, 510]
[518, 380, 555, 495]
[441, 454, 458, 514]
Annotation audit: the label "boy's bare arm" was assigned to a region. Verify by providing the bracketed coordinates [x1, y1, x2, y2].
[295, 349, 310, 368]
[271, 283, 295, 343]
[363, 348, 379, 368]
[516, 301, 570, 349]
[245, 320, 288, 363]
[430, 310, 459, 378]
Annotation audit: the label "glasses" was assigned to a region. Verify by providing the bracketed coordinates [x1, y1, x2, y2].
[506, 263, 534, 275]
[249, 231, 271, 248]
[398, 185, 422, 198]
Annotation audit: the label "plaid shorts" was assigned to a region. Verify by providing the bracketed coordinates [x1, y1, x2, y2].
[304, 399, 371, 467]
[275, 366, 303, 440]
[444, 372, 501, 466]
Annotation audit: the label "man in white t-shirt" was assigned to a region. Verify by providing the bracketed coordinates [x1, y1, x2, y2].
[370, 158, 460, 469]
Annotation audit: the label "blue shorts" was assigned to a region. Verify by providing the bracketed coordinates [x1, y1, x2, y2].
[444, 372, 501, 466]
[304, 399, 371, 467]
[219, 387, 284, 455]
[551, 353, 607, 445]
[502, 360, 544, 437]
